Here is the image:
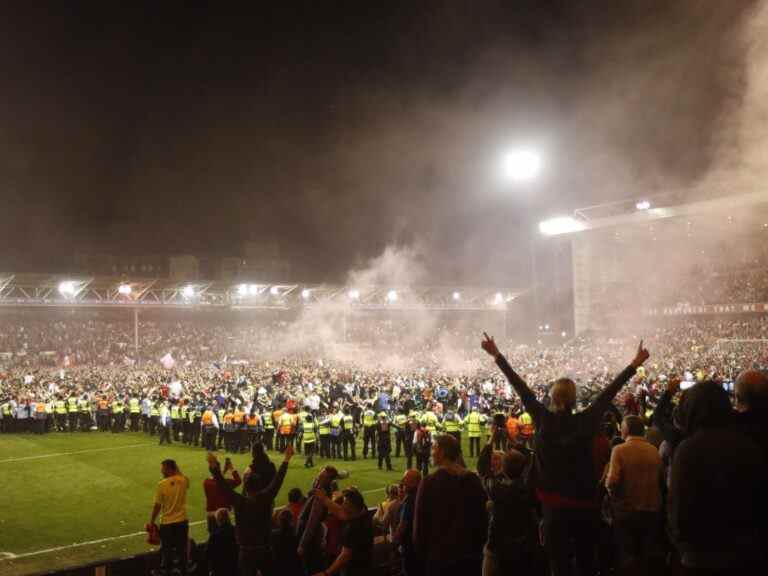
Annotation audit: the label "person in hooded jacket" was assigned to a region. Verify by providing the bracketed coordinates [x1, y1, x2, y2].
[668, 380, 767, 575]
[476, 424, 535, 576]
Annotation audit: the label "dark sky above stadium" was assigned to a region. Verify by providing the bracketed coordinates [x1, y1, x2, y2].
[0, 1, 757, 283]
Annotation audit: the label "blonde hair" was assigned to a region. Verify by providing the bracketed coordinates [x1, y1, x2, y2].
[551, 378, 576, 411]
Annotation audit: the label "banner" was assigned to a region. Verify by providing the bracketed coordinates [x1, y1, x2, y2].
[643, 303, 768, 317]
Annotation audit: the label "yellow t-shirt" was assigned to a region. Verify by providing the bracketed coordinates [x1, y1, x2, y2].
[155, 474, 189, 525]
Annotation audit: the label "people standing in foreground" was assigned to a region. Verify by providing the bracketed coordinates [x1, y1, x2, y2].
[414, 434, 488, 576]
[208, 445, 294, 576]
[482, 333, 649, 576]
[149, 459, 190, 576]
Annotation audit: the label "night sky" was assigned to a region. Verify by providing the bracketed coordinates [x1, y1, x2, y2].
[0, 1, 755, 284]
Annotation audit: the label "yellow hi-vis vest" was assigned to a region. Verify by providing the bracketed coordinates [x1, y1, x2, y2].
[467, 412, 482, 437]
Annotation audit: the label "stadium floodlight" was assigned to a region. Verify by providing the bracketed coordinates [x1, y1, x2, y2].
[118, 284, 132, 296]
[386, 290, 398, 303]
[561, 331, 567, 337]
[501, 149, 542, 182]
[301, 289, 310, 300]
[181, 285, 195, 298]
[248, 284, 259, 295]
[348, 289, 360, 300]
[538, 216, 586, 236]
[58, 280, 77, 297]
[269, 286, 279, 296]
[452, 291, 461, 301]
[237, 284, 248, 296]
[636, 200, 651, 211]
[544, 324, 550, 331]
[494, 292, 504, 305]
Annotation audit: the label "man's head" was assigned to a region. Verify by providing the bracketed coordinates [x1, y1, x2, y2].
[550, 378, 577, 412]
[317, 466, 340, 489]
[401, 469, 421, 494]
[735, 370, 768, 413]
[431, 434, 460, 467]
[341, 487, 366, 517]
[621, 415, 645, 439]
[160, 459, 178, 478]
[288, 487, 304, 504]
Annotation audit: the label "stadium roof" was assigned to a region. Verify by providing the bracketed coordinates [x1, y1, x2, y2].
[0, 274, 521, 312]
[542, 190, 768, 236]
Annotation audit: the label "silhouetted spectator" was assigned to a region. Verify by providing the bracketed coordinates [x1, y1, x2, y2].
[669, 380, 767, 574]
[482, 334, 649, 576]
[206, 508, 238, 576]
[414, 434, 487, 576]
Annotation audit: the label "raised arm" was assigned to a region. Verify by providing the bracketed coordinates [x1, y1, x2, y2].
[258, 444, 293, 499]
[591, 340, 649, 415]
[481, 333, 540, 412]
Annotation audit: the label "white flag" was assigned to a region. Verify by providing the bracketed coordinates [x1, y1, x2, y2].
[160, 353, 175, 370]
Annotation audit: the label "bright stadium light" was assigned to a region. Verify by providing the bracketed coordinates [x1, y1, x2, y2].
[386, 290, 398, 303]
[538, 216, 586, 236]
[58, 281, 76, 297]
[501, 149, 542, 182]
[269, 286, 279, 296]
[248, 284, 259, 295]
[237, 284, 248, 296]
[181, 285, 195, 298]
[348, 289, 360, 300]
[494, 292, 504, 305]
[636, 200, 651, 211]
[301, 289, 310, 300]
[452, 291, 461, 301]
[118, 284, 132, 296]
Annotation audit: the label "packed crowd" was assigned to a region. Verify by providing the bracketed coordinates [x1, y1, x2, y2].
[2, 312, 768, 575]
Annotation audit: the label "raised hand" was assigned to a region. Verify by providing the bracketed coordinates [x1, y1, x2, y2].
[631, 340, 650, 368]
[481, 332, 500, 358]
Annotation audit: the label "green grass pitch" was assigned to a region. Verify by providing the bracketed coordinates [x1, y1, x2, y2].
[0, 432, 480, 576]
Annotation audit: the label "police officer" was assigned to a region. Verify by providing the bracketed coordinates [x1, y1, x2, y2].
[170, 401, 182, 441]
[330, 408, 343, 459]
[201, 405, 218, 451]
[79, 395, 92, 431]
[341, 409, 356, 461]
[97, 396, 110, 431]
[377, 413, 393, 471]
[158, 401, 172, 445]
[318, 411, 332, 458]
[67, 393, 79, 431]
[394, 410, 408, 457]
[443, 409, 463, 451]
[128, 395, 141, 432]
[111, 397, 125, 432]
[362, 403, 377, 459]
[246, 410, 261, 451]
[149, 399, 160, 435]
[302, 412, 318, 468]
[467, 406, 484, 458]
[232, 405, 246, 453]
[261, 409, 275, 451]
[55, 395, 68, 432]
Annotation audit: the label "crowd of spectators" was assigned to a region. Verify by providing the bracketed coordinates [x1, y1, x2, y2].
[2, 310, 768, 575]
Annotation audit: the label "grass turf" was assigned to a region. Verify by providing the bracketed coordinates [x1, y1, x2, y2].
[0, 431, 479, 576]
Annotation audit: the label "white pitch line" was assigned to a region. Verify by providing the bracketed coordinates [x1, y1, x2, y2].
[1, 520, 207, 561]
[2, 487, 387, 561]
[0, 443, 154, 464]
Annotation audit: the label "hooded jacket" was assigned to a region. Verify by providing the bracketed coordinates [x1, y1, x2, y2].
[668, 381, 767, 570]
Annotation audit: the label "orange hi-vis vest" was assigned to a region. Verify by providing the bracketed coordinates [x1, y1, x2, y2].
[99, 399, 109, 410]
[36, 402, 46, 413]
[223, 413, 234, 425]
[247, 415, 259, 427]
[233, 410, 245, 424]
[201, 410, 214, 426]
[279, 412, 294, 435]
